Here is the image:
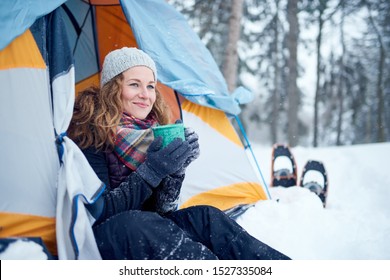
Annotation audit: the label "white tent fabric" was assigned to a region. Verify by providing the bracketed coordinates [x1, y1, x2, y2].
[180, 110, 262, 205]
[0, 67, 58, 218]
[52, 67, 103, 260]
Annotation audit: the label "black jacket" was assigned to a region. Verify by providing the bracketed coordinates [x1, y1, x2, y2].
[82, 147, 185, 225]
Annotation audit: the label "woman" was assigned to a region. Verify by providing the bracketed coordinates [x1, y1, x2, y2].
[68, 47, 290, 260]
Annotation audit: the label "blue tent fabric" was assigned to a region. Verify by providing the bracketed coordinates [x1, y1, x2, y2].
[0, 0, 66, 51]
[121, 0, 253, 116]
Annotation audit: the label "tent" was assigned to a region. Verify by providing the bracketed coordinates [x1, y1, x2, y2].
[0, 0, 270, 259]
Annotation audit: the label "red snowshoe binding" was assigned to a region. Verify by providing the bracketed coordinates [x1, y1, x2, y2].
[299, 160, 329, 207]
[270, 144, 298, 188]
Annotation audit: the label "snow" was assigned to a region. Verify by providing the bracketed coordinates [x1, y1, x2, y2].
[1, 142, 389, 261]
[273, 155, 294, 174]
[237, 142, 390, 260]
[0, 239, 48, 260]
[301, 170, 325, 187]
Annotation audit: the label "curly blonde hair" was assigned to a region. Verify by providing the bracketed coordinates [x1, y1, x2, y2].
[68, 73, 170, 150]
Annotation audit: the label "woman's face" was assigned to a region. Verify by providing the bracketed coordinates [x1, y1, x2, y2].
[121, 66, 156, 119]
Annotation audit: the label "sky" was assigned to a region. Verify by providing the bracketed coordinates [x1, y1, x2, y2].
[237, 141, 390, 260]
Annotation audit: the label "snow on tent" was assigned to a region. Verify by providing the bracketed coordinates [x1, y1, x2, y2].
[0, 0, 269, 259]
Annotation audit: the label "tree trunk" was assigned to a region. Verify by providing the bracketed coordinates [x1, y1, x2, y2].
[313, 11, 324, 147]
[336, 74, 344, 146]
[336, 4, 345, 146]
[271, 0, 281, 144]
[365, 106, 372, 143]
[223, 0, 244, 92]
[375, 42, 385, 142]
[367, 8, 386, 142]
[287, 0, 299, 147]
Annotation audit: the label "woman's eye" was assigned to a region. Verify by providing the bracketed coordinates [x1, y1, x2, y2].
[129, 83, 138, 87]
[147, 85, 155, 90]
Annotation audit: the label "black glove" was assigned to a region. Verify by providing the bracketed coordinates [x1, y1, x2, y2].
[172, 127, 200, 176]
[154, 175, 184, 215]
[136, 136, 191, 187]
[183, 127, 200, 168]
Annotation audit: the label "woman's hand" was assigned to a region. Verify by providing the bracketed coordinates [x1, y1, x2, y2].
[183, 127, 200, 167]
[136, 137, 191, 187]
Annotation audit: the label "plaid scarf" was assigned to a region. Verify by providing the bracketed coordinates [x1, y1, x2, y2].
[114, 112, 158, 171]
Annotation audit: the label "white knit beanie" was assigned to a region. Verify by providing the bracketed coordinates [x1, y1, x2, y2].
[100, 47, 157, 87]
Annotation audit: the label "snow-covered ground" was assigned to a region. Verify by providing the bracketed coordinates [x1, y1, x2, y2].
[237, 142, 390, 260]
[1, 142, 389, 261]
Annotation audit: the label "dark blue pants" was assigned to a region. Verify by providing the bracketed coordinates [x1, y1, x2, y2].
[93, 205, 290, 260]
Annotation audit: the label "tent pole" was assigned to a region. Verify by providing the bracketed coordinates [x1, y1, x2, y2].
[174, 90, 183, 121]
[234, 115, 272, 199]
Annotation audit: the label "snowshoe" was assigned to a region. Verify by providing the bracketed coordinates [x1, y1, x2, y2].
[270, 144, 298, 187]
[299, 160, 329, 207]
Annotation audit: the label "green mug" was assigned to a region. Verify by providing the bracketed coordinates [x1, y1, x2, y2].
[152, 123, 185, 148]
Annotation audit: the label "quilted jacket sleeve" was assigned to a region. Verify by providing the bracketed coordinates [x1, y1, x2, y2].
[82, 147, 154, 223]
